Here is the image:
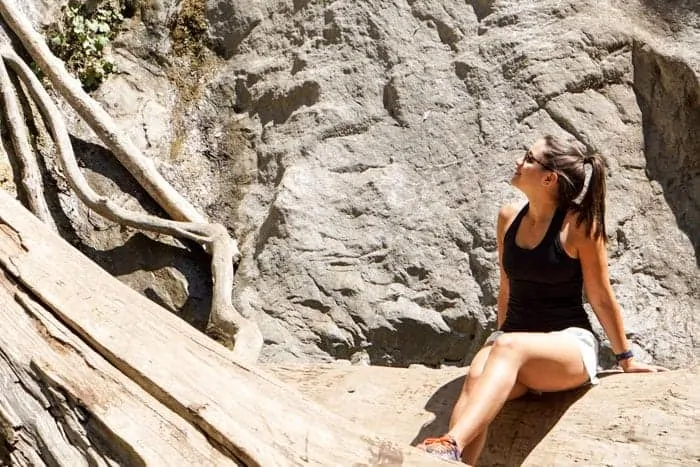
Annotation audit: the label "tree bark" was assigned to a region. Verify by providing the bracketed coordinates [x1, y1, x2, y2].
[0, 191, 450, 466]
[0, 269, 240, 466]
[0, 55, 54, 230]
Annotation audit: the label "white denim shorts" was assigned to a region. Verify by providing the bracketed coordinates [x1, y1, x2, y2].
[485, 326, 600, 386]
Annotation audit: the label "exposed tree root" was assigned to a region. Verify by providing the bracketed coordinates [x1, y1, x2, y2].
[0, 56, 55, 231]
[0, 0, 202, 223]
[0, 1, 261, 362]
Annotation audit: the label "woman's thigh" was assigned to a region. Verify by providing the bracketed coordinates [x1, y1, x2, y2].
[492, 332, 590, 392]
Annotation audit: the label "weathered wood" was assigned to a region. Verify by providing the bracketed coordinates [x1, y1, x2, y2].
[0, 344, 85, 467]
[0, 190, 449, 465]
[0, 55, 54, 230]
[0, 270, 239, 466]
[272, 363, 700, 466]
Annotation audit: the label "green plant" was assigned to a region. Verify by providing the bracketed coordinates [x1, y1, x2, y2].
[46, 1, 124, 91]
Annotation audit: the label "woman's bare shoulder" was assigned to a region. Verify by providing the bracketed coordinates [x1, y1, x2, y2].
[497, 201, 526, 237]
[563, 209, 603, 246]
[498, 201, 526, 223]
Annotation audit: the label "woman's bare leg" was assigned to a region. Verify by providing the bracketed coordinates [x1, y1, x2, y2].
[451, 345, 528, 464]
[447, 332, 589, 454]
[461, 430, 486, 465]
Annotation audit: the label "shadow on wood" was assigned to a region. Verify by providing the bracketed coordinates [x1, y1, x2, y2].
[410, 374, 590, 466]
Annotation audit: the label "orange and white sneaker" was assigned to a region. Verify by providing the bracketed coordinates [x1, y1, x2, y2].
[417, 434, 461, 461]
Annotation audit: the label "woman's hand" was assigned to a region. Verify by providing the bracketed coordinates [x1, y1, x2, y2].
[620, 358, 668, 373]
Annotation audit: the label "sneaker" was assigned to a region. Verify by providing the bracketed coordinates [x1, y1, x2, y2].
[417, 434, 461, 461]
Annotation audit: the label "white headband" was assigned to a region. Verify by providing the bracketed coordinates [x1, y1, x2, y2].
[572, 162, 593, 205]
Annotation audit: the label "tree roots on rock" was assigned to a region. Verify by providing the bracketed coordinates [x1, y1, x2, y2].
[0, 0, 261, 363]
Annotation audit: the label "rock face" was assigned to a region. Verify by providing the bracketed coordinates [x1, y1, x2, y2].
[1, 0, 698, 368]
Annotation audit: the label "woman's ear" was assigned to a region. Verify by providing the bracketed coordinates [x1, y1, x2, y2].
[542, 171, 557, 187]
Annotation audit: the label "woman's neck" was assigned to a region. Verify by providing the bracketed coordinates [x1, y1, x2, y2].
[526, 196, 558, 223]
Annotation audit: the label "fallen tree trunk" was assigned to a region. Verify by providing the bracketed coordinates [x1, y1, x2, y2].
[271, 363, 700, 465]
[0, 190, 448, 465]
[0, 270, 238, 466]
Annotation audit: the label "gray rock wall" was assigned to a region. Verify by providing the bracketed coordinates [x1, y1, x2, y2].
[2, 0, 698, 368]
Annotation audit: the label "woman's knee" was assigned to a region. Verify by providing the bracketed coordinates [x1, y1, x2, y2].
[463, 347, 490, 389]
[490, 334, 524, 360]
[466, 364, 484, 389]
[465, 345, 496, 389]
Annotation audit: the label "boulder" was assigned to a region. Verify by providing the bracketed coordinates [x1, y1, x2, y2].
[1, 0, 697, 369]
[220, 0, 700, 367]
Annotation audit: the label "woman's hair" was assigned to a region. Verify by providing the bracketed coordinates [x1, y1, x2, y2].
[539, 135, 607, 242]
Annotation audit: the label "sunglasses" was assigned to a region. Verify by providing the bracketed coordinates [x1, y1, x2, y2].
[524, 150, 553, 170]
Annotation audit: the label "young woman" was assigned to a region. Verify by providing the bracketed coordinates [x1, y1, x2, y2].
[418, 135, 667, 463]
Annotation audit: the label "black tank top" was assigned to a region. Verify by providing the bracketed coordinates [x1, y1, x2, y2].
[501, 204, 592, 333]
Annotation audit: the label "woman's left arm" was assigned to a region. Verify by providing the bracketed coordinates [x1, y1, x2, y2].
[578, 232, 667, 373]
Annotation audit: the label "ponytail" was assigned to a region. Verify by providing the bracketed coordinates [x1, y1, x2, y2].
[574, 154, 607, 243]
[540, 135, 607, 243]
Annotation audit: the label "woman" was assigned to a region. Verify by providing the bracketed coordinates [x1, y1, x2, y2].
[417, 135, 667, 463]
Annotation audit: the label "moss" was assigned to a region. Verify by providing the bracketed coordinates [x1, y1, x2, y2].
[169, 0, 209, 56]
[167, 0, 212, 160]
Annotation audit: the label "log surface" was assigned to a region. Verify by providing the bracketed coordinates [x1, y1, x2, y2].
[272, 363, 700, 466]
[0, 190, 450, 465]
[0, 270, 238, 466]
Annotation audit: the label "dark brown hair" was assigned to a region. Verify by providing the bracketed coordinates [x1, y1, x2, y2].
[539, 135, 607, 242]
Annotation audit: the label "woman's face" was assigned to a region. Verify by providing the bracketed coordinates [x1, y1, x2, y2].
[511, 138, 553, 192]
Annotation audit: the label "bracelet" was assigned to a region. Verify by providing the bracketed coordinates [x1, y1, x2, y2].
[615, 349, 634, 361]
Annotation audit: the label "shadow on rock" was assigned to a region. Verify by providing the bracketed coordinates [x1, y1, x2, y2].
[639, 0, 700, 22]
[81, 233, 213, 331]
[64, 137, 215, 330]
[70, 136, 167, 217]
[632, 42, 700, 266]
[411, 374, 590, 465]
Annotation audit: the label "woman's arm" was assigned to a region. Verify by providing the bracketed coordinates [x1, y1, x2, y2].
[496, 205, 515, 329]
[577, 227, 666, 372]
[578, 234, 628, 353]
